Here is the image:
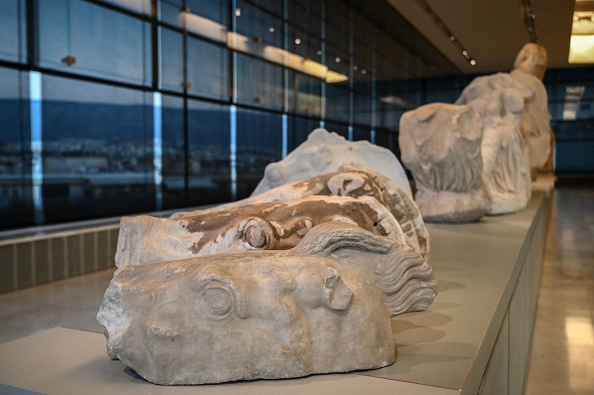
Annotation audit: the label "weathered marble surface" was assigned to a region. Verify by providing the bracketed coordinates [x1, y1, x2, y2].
[251, 128, 413, 198]
[173, 165, 429, 259]
[116, 195, 407, 267]
[510, 68, 551, 174]
[399, 103, 490, 223]
[456, 73, 532, 214]
[98, 223, 437, 384]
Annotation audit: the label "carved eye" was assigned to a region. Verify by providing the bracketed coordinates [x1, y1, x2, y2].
[202, 286, 234, 320]
[237, 217, 277, 250]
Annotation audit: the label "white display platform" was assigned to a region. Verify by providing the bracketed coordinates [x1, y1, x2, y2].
[0, 192, 550, 395]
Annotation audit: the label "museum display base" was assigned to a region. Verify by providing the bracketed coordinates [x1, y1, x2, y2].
[0, 191, 551, 395]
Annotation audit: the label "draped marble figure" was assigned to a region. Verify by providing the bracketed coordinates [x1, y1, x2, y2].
[399, 103, 490, 223]
[456, 73, 532, 214]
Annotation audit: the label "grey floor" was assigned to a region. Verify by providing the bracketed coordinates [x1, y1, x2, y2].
[0, 186, 592, 394]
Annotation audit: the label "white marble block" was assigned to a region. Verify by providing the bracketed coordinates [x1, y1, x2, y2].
[399, 103, 490, 223]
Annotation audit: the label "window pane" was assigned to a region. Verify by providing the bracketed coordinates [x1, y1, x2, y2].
[0, 68, 32, 229]
[288, 71, 322, 117]
[235, 1, 282, 48]
[187, 38, 229, 100]
[374, 129, 394, 151]
[236, 109, 282, 197]
[41, 76, 155, 223]
[288, 1, 322, 39]
[188, 100, 231, 204]
[236, 54, 283, 111]
[97, 0, 152, 15]
[0, 0, 26, 63]
[352, 126, 370, 142]
[160, 27, 184, 92]
[326, 83, 349, 123]
[158, 0, 183, 27]
[287, 115, 319, 152]
[38, 0, 151, 85]
[187, 0, 228, 26]
[323, 122, 349, 139]
[161, 95, 185, 209]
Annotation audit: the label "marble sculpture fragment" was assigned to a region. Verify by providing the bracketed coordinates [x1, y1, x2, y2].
[98, 222, 440, 384]
[510, 43, 551, 174]
[116, 195, 408, 267]
[250, 127, 413, 198]
[456, 73, 532, 214]
[172, 165, 429, 259]
[399, 103, 490, 223]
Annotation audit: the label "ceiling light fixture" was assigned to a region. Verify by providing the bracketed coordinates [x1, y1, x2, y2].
[568, 2, 594, 64]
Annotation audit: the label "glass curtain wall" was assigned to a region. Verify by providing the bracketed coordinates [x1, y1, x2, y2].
[0, 0, 459, 230]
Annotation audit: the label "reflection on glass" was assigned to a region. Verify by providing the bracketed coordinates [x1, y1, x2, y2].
[235, 109, 282, 197]
[286, 115, 320, 152]
[37, 0, 151, 85]
[98, 0, 152, 15]
[323, 122, 349, 139]
[326, 83, 350, 122]
[160, 27, 184, 92]
[288, 71, 322, 116]
[2, 0, 593, 231]
[41, 75, 155, 223]
[374, 129, 394, 151]
[236, 1, 282, 47]
[158, 0, 184, 27]
[352, 127, 371, 142]
[0, 0, 26, 63]
[187, 100, 232, 205]
[236, 54, 283, 110]
[187, 38, 229, 100]
[161, 95, 185, 209]
[0, 67, 33, 229]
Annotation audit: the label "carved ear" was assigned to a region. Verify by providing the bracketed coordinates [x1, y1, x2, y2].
[236, 217, 278, 250]
[322, 267, 352, 310]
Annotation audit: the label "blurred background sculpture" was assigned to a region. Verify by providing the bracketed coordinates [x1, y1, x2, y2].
[399, 43, 551, 218]
[456, 74, 532, 214]
[510, 43, 551, 177]
[399, 103, 489, 223]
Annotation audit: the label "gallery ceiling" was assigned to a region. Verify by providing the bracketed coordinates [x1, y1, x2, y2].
[387, 0, 589, 76]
